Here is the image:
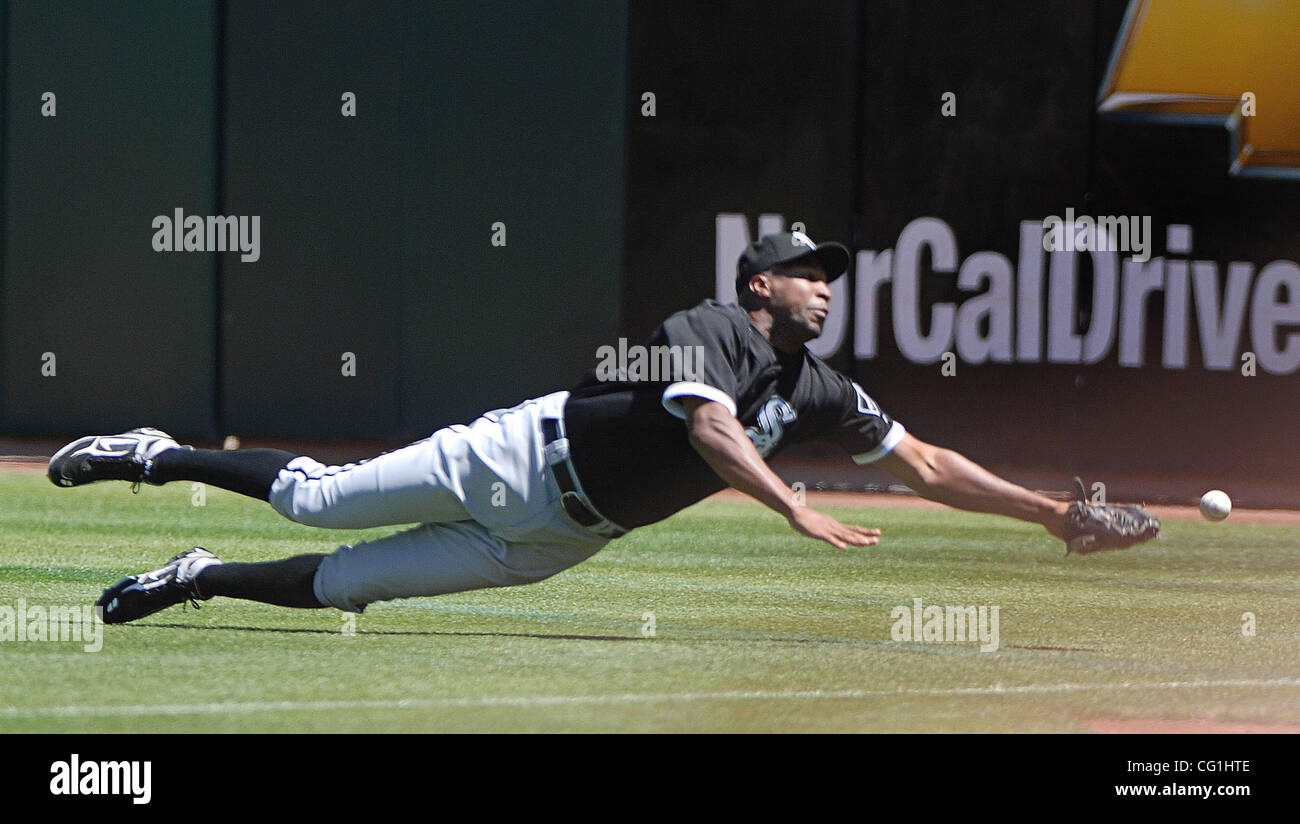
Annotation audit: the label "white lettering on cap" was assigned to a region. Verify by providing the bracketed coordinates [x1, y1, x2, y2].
[791, 231, 817, 250]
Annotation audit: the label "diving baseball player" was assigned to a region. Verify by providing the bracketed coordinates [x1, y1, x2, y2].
[48, 232, 1160, 623]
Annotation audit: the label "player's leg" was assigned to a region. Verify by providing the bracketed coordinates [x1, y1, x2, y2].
[308, 521, 607, 613]
[47, 426, 475, 530]
[96, 521, 607, 623]
[50, 394, 573, 534]
[47, 427, 296, 499]
[76, 390, 611, 622]
[94, 548, 328, 623]
[198, 396, 560, 532]
[147, 447, 296, 500]
[259, 442, 474, 530]
[195, 554, 326, 608]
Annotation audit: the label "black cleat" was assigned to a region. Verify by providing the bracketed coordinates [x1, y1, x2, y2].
[96, 547, 223, 624]
[48, 427, 186, 488]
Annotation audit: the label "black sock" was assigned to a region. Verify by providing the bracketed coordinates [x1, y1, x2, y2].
[149, 448, 298, 500]
[196, 554, 327, 608]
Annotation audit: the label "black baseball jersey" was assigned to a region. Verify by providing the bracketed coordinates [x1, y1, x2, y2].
[564, 299, 905, 529]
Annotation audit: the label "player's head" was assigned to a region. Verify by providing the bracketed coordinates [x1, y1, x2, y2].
[736, 231, 850, 345]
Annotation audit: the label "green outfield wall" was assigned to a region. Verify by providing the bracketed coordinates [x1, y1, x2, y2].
[1, 0, 627, 441]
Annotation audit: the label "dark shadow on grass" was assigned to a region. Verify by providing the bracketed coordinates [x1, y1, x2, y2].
[138, 622, 638, 642]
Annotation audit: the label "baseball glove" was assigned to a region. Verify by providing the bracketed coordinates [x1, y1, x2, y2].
[1063, 478, 1161, 555]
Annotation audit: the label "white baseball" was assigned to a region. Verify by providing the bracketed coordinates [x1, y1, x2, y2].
[1199, 489, 1231, 521]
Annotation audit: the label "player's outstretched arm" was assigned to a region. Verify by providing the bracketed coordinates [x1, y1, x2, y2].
[874, 433, 1070, 539]
[681, 397, 880, 549]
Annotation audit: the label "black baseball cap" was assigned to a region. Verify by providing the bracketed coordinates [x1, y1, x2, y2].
[736, 231, 852, 291]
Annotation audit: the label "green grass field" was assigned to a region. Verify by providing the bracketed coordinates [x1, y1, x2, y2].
[2, 471, 1298, 733]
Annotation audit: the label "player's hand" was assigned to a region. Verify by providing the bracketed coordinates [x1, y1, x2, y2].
[787, 505, 881, 549]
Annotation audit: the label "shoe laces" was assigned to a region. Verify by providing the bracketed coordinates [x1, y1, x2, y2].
[130, 459, 153, 494]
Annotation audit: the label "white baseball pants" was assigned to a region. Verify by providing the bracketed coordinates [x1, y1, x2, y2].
[266, 391, 614, 612]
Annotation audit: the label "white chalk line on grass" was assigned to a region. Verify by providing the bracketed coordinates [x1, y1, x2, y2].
[4, 677, 1300, 719]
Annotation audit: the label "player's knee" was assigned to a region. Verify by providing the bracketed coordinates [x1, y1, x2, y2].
[311, 555, 368, 613]
[276, 496, 355, 529]
[268, 461, 350, 527]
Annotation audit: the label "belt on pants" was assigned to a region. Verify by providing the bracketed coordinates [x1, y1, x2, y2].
[540, 416, 627, 539]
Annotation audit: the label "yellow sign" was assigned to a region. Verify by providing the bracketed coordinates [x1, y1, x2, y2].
[1098, 0, 1300, 178]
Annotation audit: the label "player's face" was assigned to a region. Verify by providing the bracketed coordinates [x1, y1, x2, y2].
[767, 261, 833, 345]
